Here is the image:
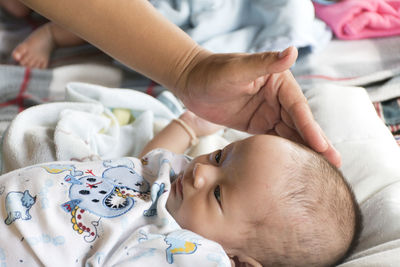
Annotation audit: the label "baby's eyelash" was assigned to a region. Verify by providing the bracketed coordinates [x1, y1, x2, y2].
[215, 150, 222, 163]
[214, 185, 221, 203]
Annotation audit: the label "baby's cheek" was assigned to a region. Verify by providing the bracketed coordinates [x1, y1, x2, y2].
[182, 210, 215, 238]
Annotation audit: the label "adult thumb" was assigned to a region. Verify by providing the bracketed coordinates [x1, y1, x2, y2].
[243, 46, 298, 79]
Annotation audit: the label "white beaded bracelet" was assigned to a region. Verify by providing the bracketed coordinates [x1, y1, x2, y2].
[173, 118, 199, 146]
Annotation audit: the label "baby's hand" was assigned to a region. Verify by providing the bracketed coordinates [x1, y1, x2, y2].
[179, 110, 224, 137]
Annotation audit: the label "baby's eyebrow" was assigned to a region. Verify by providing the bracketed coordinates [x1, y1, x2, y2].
[221, 144, 234, 163]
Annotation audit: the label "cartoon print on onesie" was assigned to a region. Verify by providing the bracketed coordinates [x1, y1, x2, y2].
[41, 164, 84, 177]
[138, 230, 201, 264]
[143, 182, 165, 217]
[54, 159, 153, 243]
[4, 190, 36, 225]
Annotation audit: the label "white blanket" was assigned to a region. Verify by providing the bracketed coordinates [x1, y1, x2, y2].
[1, 83, 176, 174]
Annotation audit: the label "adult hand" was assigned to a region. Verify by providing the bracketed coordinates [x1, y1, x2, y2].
[175, 47, 341, 167]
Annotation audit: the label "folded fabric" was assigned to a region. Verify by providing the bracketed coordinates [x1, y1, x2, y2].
[0, 64, 123, 136]
[151, 0, 332, 53]
[291, 35, 400, 102]
[0, 83, 176, 174]
[312, 0, 338, 5]
[249, 0, 332, 53]
[314, 0, 400, 40]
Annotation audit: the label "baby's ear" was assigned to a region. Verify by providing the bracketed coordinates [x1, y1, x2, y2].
[229, 255, 262, 267]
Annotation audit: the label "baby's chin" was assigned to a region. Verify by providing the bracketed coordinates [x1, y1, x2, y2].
[165, 194, 173, 213]
[166, 192, 186, 230]
[166, 180, 178, 218]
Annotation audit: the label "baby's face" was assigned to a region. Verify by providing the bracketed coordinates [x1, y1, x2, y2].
[166, 135, 295, 253]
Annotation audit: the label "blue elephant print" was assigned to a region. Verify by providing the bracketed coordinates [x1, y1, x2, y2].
[4, 190, 36, 225]
[62, 175, 130, 218]
[102, 166, 150, 196]
[60, 159, 151, 242]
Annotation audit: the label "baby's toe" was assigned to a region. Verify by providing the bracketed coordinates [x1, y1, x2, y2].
[12, 44, 28, 62]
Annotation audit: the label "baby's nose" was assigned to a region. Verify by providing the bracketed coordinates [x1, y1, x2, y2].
[192, 163, 206, 189]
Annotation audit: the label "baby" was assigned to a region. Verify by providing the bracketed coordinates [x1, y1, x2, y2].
[0, 111, 361, 266]
[153, 112, 363, 266]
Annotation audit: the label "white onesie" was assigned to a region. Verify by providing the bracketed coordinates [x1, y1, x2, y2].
[0, 149, 230, 266]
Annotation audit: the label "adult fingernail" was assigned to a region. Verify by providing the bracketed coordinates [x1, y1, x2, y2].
[278, 47, 291, 59]
[318, 134, 330, 154]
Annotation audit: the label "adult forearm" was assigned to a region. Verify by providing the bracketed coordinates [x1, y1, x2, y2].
[20, 0, 207, 93]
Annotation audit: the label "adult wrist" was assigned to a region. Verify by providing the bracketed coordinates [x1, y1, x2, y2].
[172, 47, 212, 100]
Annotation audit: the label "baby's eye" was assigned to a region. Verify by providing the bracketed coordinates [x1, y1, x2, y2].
[214, 150, 222, 163]
[214, 185, 221, 203]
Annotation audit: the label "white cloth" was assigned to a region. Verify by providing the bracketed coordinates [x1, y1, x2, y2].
[0, 149, 230, 266]
[151, 0, 332, 53]
[1, 83, 176, 174]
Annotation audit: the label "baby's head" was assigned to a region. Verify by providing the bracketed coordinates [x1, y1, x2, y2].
[167, 135, 362, 266]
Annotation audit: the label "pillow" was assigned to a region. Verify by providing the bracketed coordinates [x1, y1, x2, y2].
[305, 84, 400, 265]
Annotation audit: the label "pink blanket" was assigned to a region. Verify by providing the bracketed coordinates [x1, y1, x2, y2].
[314, 0, 400, 40]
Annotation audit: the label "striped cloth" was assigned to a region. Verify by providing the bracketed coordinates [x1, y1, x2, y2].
[0, 66, 51, 134]
[0, 63, 126, 136]
[374, 98, 400, 146]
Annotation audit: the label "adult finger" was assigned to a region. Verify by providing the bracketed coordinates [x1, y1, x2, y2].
[280, 108, 296, 130]
[286, 99, 342, 166]
[276, 119, 342, 167]
[277, 72, 329, 152]
[274, 121, 305, 145]
[285, 97, 328, 153]
[240, 46, 298, 81]
[316, 126, 342, 167]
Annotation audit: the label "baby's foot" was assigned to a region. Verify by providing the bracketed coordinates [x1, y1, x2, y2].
[0, 0, 30, 18]
[12, 23, 55, 69]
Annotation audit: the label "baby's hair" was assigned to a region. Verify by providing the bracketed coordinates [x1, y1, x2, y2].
[247, 142, 363, 267]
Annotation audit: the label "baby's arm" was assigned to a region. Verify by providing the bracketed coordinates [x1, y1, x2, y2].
[140, 111, 223, 157]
